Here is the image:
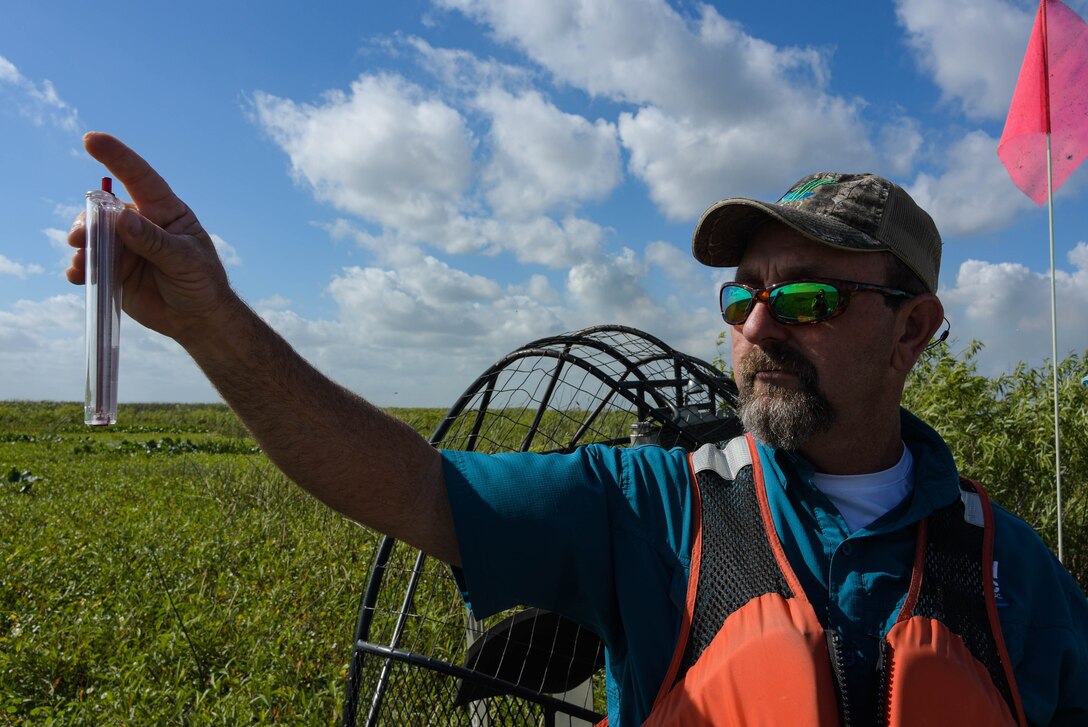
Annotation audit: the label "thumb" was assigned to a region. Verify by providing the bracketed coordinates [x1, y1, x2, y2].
[118, 208, 168, 262]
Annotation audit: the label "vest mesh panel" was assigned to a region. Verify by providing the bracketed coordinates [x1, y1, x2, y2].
[910, 484, 1017, 715]
[677, 466, 793, 682]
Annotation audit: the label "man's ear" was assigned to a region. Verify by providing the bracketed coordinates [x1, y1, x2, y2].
[891, 293, 944, 372]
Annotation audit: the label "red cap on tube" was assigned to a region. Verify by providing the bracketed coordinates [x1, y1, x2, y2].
[102, 177, 113, 194]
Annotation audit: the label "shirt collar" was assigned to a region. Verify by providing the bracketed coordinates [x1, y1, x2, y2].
[752, 408, 962, 529]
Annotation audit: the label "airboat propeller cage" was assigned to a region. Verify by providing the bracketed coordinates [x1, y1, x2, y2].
[342, 325, 742, 727]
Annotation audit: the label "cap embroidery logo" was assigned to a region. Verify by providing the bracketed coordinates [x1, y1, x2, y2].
[778, 177, 838, 205]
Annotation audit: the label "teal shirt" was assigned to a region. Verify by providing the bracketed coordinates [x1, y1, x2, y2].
[443, 410, 1088, 726]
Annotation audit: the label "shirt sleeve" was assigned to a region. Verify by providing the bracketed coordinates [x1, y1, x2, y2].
[991, 504, 1088, 725]
[441, 443, 696, 641]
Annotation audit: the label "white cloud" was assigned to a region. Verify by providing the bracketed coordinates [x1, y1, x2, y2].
[0, 295, 85, 402]
[210, 234, 242, 266]
[328, 257, 507, 346]
[437, 0, 874, 219]
[251, 65, 623, 268]
[477, 88, 621, 219]
[321, 218, 431, 269]
[436, 0, 829, 117]
[645, 240, 716, 289]
[0, 54, 81, 132]
[0, 254, 44, 278]
[311, 249, 722, 404]
[41, 227, 75, 273]
[42, 227, 69, 252]
[251, 73, 476, 238]
[0, 295, 81, 340]
[619, 103, 871, 220]
[324, 206, 608, 269]
[563, 246, 723, 354]
[478, 214, 607, 266]
[561, 243, 722, 343]
[0, 293, 219, 403]
[907, 130, 1036, 239]
[407, 36, 535, 93]
[113, 325, 220, 403]
[941, 246, 1088, 374]
[1071, 240, 1088, 268]
[270, 258, 570, 404]
[255, 294, 292, 310]
[0, 243, 729, 407]
[52, 201, 83, 221]
[521, 273, 561, 306]
[0, 56, 18, 83]
[567, 248, 648, 318]
[895, 0, 1032, 120]
[877, 117, 925, 177]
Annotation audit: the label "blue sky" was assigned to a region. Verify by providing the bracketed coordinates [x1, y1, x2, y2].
[2, 0, 1087, 407]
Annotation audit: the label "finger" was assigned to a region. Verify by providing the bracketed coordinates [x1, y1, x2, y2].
[66, 248, 86, 285]
[67, 211, 86, 249]
[82, 132, 187, 226]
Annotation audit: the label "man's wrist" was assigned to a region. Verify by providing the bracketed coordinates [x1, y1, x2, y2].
[175, 291, 257, 364]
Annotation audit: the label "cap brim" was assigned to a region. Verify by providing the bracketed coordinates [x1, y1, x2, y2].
[692, 198, 890, 268]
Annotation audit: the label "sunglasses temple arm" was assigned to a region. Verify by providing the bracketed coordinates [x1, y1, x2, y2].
[925, 317, 951, 351]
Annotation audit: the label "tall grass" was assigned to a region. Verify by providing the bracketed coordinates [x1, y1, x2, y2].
[5, 338, 1086, 726]
[0, 402, 445, 725]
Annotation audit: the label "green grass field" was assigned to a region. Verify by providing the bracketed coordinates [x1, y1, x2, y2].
[3, 378, 1085, 724]
[0, 402, 450, 725]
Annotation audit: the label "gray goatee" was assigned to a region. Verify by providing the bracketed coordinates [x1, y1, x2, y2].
[736, 344, 834, 451]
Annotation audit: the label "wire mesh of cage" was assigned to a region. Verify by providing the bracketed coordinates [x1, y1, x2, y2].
[342, 325, 743, 727]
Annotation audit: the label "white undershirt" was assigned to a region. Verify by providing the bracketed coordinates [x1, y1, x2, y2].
[811, 444, 914, 533]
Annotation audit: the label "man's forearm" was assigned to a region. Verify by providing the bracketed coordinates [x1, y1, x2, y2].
[68, 134, 461, 565]
[179, 295, 460, 565]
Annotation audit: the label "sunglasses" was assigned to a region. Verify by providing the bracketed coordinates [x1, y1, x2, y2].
[719, 278, 915, 326]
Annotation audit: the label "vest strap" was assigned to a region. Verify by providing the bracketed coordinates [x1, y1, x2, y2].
[960, 488, 985, 527]
[690, 436, 752, 480]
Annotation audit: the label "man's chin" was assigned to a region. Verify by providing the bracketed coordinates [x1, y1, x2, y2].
[743, 379, 802, 400]
[737, 387, 836, 452]
[752, 370, 802, 389]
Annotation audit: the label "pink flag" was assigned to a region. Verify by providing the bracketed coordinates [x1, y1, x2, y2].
[998, 0, 1088, 206]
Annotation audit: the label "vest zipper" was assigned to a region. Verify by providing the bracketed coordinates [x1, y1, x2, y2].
[825, 629, 852, 727]
[876, 639, 892, 727]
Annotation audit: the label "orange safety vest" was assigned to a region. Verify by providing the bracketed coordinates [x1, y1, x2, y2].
[603, 435, 1027, 727]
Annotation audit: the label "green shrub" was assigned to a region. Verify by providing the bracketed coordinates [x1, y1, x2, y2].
[902, 343, 1088, 588]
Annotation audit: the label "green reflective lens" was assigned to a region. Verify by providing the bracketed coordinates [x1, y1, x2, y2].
[721, 286, 754, 324]
[719, 280, 846, 325]
[720, 278, 913, 326]
[771, 282, 841, 322]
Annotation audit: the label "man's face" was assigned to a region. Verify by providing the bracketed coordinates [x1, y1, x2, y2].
[730, 223, 900, 452]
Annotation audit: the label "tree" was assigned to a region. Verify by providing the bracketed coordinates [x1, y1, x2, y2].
[903, 343, 1087, 589]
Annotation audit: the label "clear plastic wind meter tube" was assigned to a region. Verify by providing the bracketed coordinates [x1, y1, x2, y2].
[84, 177, 125, 426]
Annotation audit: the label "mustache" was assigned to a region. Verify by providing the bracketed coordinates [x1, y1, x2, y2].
[736, 344, 820, 390]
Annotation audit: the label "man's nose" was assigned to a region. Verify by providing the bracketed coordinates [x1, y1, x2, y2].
[738, 297, 789, 345]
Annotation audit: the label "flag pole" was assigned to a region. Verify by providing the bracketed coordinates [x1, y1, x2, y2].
[1046, 134, 1064, 563]
[1040, 0, 1064, 563]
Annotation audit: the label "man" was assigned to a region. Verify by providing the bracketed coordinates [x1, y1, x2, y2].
[68, 133, 1087, 725]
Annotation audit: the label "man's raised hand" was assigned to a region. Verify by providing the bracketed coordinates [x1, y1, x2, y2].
[66, 132, 237, 346]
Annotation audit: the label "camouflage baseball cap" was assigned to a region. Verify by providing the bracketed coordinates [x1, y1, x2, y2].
[691, 172, 942, 292]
